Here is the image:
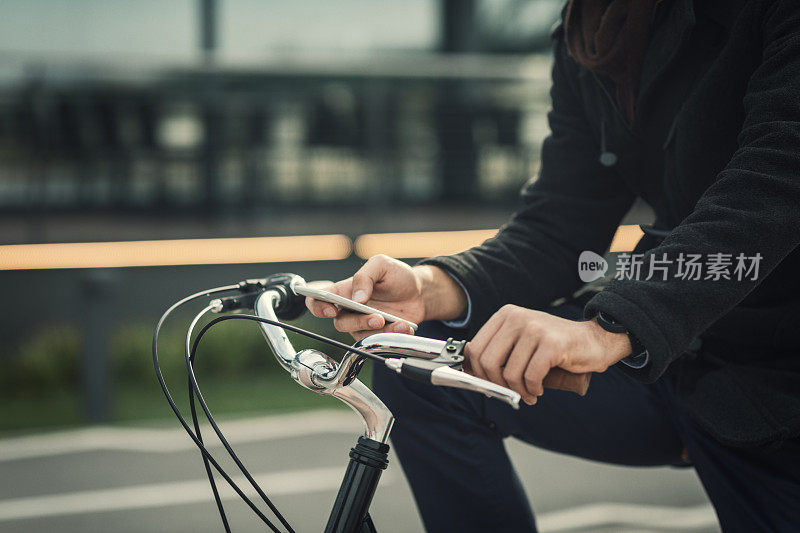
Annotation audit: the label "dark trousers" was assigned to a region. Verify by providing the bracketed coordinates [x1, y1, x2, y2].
[372, 321, 800, 533]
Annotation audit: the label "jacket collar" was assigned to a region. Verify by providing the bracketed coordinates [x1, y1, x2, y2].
[695, 0, 746, 33]
[636, 0, 696, 112]
[636, 0, 746, 114]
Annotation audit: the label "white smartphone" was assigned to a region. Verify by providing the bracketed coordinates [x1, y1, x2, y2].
[293, 284, 418, 331]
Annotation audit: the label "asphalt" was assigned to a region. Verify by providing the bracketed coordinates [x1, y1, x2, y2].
[0, 410, 718, 533]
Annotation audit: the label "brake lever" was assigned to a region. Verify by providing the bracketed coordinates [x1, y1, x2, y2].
[430, 337, 466, 367]
[385, 358, 521, 410]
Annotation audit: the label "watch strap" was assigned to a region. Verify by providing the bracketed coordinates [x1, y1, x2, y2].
[595, 311, 648, 363]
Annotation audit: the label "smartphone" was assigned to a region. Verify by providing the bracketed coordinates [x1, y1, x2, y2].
[293, 284, 418, 331]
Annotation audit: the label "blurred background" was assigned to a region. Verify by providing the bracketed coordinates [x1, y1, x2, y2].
[1, 0, 563, 431]
[0, 1, 711, 532]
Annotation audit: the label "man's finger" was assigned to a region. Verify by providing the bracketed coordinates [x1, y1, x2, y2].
[502, 335, 539, 405]
[524, 346, 556, 397]
[478, 328, 518, 390]
[304, 281, 337, 317]
[464, 310, 509, 380]
[389, 321, 415, 334]
[334, 311, 385, 333]
[466, 333, 492, 381]
[305, 279, 352, 317]
[305, 296, 339, 318]
[464, 311, 507, 374]
[351, 255, 391, 303]
[350, 321, 416, 341]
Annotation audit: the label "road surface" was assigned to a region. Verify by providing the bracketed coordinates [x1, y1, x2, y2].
[0, 410, 718, 532]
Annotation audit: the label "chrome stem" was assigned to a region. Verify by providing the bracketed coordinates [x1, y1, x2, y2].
[253, 291, 394, 443]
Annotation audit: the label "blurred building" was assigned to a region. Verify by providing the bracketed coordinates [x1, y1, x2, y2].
[0, 0, 560, 222]
[0, 1, 579, 353]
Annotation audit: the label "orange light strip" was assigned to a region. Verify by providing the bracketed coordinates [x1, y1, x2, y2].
[608, 225, 644, 253]
[0, 235, 352, 270]
[355, 225, 643, 259]
[355, 229, 499, 259]
[0, 225, 643, 270]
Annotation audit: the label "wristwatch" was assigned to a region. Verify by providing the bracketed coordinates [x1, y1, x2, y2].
[595, 311, 649, 368]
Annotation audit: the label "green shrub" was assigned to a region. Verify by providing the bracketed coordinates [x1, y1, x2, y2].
[6, 325, 82, 394]
[1, 312, 358, 399]
[113, 322, 185, 384]
[189, 318, 265, 376]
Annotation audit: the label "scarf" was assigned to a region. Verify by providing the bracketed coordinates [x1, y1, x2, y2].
[565, 0, 659, 126]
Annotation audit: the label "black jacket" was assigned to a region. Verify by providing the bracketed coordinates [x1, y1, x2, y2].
[422, 0, 800, 447]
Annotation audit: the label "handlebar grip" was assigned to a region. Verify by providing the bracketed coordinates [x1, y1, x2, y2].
[273, 286, 307, 320]
[385, 358, 520, 410]
[260, 273, 307, 320]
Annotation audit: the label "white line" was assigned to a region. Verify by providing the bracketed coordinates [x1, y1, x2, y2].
[0, 410, 363, 462]
[0, 466, 395, 522]
[0, 412, 719, 531]
[0, 482, 714, 531]
[537, 502, 718, 532]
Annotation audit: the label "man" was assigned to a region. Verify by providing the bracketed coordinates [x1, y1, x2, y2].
[307, 0, 800, 530]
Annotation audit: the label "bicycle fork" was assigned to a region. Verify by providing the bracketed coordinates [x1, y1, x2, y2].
[325, 437, 390, 533]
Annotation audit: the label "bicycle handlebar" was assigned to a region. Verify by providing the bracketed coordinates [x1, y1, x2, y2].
[161, 273, 520, 532]
[205, 272, 520, 440]
[163, 272, 523, 532]
[248, 272, 519, 402]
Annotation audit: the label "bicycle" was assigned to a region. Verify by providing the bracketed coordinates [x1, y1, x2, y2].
[153, 272, 520, 533]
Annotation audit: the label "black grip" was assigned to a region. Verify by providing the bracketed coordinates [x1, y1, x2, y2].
[399, 362, 434, 384]
[263, 273, 307, 320]
[273, 286, 307, 320]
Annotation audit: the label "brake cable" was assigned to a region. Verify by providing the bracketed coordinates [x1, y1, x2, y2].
[185, 313, 390, 526]
[153, 287, 290, 533]
[192, 314, 387, 363]
[185, 307, 295, 533]
[155, 289, 388, 533]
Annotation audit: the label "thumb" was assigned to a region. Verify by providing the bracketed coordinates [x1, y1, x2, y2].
[351, 255, 391, 303]
[542, 368, 592, 396]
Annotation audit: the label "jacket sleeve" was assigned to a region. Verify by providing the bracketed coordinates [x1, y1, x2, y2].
[420, 32, 635, 337]
[585, 0, 800, 382]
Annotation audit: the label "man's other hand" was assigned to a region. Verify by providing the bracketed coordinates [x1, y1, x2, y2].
[464, 305, 632, 404]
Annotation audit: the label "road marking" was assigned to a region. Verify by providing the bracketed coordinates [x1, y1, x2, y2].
[0, 411, 718, 531]
[0, 479, 714, 531]
[0, 410, 362, 462]
[537, 502, 717, 532]
[0, 465, 394, 522]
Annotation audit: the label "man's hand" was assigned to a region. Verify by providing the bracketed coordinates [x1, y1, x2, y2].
[305, 255, 467, 340]
[465, 304, 632, 405]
